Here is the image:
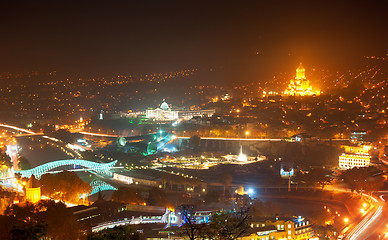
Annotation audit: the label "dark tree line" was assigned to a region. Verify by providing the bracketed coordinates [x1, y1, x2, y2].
[178, 204, 252, 240]
[0, 200, 81, 240]
[341, 166, 384, 196]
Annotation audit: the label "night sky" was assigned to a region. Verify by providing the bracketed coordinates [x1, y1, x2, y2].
[0, 0, 386, 82]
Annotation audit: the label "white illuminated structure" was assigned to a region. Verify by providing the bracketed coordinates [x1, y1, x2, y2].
[146, 100, 179, 120]
[146, 100, 215, 121]
[339, 144, 371, 169]
[237, 145, 247, 162]
[339, 154, 371, 169]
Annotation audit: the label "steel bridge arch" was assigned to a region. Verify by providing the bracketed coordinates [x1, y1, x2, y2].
[15, 159, 117, 179]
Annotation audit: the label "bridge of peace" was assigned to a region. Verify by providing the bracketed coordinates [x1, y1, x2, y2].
[10, 159, 119, 196]
[14, 159, 117, 179]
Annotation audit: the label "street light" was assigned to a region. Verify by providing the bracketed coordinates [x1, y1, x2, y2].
[344, 218, 349, 224]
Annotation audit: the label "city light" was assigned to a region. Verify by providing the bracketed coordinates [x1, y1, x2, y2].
[283, 63, 321, 96]
[0, 2, 385, 239]
[247, 188, 254, 196]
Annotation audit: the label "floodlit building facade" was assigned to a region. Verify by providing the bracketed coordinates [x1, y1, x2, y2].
[283, 63, 320, 96]
[339, 154, 371, 169]
[247, 217, 313, 240]
[146, 100, 215, 121]
[339, 144, 372, 169]
[25, 174, 41, 203]
[113, 171, 160, 187]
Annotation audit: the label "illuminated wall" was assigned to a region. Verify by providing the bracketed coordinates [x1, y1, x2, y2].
[26, 187, 41, 203]
[338, 154, 371, 169]
[341, 145, 371, 155]
[145, 100, 215, 120]
[146, 108, 179, 120]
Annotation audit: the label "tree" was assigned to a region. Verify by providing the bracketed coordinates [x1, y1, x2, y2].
[10, 223, 47, 240]
[40, 171, 91, 203]
[304, 168, 332, 191]
[204, 208, 251, 240]
[111, 187, 143, 205]
[4, 202, 41, 223]
[314, 225, 336, 240]
[18, 157, 31, 170]
[189, 135, 201, 153]
[36, 200, 81, 240]
[178, 205, 252, 240]
[364, 176, 384, 195]
[341, 167, 369, 196]
[2, 200, 81, 240]
[309, 208, 337, 239]
[293, 170, 307, 190]
[0, 152, 11, 168]
[87, 225, 141, 240]
[178, 205, 202, 240]
[0, 187, 15, 215]
[309, 208, 335, 226]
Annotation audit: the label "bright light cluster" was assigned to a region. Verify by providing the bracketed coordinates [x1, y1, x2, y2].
[283, 63, 320, 96]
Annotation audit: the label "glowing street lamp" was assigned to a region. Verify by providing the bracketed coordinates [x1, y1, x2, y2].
[344, 218, 349, 224]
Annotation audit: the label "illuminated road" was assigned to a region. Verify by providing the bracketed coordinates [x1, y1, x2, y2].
[0, 123, 35, 134]
[79, 131, 119, 137]
[344, 192, 388, 240]
[78, 132, 349, 142]
[0, 123, 119, 200]
[177, 136, 349, 142]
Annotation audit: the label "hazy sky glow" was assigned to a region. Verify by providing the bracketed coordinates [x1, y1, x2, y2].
[0, 0, 386, 82]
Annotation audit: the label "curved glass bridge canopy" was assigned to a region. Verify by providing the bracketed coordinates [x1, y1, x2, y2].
[15, 159, 117, 179]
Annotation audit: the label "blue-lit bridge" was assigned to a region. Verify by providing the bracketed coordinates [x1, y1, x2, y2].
[14, 159, 117, 179]
[89, 178, 117, 196]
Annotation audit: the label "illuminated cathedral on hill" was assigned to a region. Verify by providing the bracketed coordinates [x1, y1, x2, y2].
[283, 63, 320, 96]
